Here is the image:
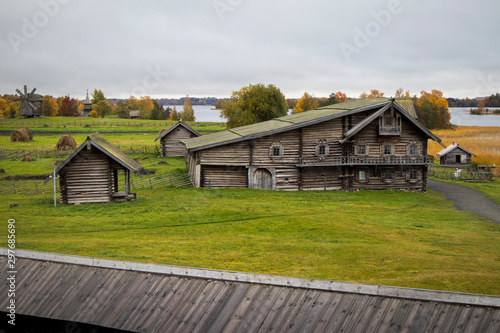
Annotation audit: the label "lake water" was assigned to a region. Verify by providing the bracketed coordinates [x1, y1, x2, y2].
[166, 105, 500, 127]
[448, 107, 500, 126]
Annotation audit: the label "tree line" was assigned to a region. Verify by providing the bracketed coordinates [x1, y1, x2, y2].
[219, 86, 452, 130]
[0, 89, 196, 121]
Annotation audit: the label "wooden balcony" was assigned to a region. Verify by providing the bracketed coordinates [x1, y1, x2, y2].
[298, 155, 434, 167]
[379, 125, 401, 136]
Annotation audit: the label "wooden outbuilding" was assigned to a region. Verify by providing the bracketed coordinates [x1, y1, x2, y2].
[436, 143, 477, 165]
[155, 120, 201, 157]
[54, 133, 142, 204]
[182, 98, 443, 192]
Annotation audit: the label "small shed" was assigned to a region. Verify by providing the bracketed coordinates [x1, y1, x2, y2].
[54, 133, 142, 204]
[154, 120, 201, 157]
[129, 110, 140, 119]
[437, 143, 477, 165]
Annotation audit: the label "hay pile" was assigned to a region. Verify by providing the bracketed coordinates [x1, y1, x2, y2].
[21, 156, 33, 162]
[10, 128, 33, 142]
[157, 128, 167, 136]
[56, 134, 77, 151]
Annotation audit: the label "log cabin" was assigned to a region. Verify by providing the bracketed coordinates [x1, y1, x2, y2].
[155, 120, 201, 157]
[436, 143, 476, 165]
[182, 98, 443, 192]
[54, 133, 143, 204]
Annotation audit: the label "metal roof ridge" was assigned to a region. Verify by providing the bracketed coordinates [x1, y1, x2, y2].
[2, 248, 499, 308]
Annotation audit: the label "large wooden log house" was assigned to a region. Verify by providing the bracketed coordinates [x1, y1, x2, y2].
[54, 133, 143, 204]
[182, 98, 443, 192]
[155, 120, 201, 157]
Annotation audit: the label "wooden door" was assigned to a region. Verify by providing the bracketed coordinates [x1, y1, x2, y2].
[252, 169, 273, 190]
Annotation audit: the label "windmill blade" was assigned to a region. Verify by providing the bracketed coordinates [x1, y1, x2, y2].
[30, 88, 37, 96]
[24, 85, 27, 96]
[28, 101, 36, 109]
[16, 89, 24, 97]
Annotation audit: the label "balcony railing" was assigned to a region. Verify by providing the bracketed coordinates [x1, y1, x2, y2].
[298, 155, 434, 167]
[379, 125, 401, 136]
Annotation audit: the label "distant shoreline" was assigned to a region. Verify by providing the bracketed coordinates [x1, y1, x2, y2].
[469, 108, 500, 115]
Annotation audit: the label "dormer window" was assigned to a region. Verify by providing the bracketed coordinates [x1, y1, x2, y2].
[379, 113, 401, 136]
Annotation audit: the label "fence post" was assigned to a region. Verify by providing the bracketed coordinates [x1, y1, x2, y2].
[34, 179, 39, 194]
[148, 173, 153, 189]
[12, 177, 17, 194]
[324, 177, 327, 191]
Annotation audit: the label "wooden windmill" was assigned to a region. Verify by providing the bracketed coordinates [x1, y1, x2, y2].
[16, 85, 43, 117]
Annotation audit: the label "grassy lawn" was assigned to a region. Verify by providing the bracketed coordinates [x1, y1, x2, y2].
[1, 187, 499, 295]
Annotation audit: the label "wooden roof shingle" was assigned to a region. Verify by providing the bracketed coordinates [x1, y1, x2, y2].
[54, 133, 142, 174]
[1, 249, 498, 333]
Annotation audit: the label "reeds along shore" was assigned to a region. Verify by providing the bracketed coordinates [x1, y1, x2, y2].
[428, 126, 500, 176]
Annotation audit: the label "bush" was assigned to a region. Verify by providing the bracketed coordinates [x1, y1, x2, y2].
[90, 110, 97, 118]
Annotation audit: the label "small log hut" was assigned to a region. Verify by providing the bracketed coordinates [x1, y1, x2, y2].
[54, 133, 142, 204]
[155, 120, 201, 157]
[436, 143, 476, 165]
[182, 98, 444, 192]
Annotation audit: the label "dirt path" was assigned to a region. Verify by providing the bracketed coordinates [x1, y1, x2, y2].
[428, 179, 500, 224]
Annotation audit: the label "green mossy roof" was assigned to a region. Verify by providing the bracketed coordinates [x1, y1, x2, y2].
[183, 98, 427, 151]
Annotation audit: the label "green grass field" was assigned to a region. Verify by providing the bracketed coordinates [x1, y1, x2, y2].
[1, 186, 499, 295]
[1, 119, 499, 296]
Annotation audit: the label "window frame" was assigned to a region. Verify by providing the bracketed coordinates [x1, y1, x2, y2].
[382, 168, 395, 183]
[268, 141, 284, 160]
[315, 139, 330, 158]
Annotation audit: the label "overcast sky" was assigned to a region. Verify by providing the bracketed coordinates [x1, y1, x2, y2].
[1, 0, 499, 100]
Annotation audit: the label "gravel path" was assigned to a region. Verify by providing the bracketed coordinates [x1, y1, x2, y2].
[428, 179, 500, 224]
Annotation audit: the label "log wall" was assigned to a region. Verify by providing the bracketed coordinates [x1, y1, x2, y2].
[161, 127, 197, 157]
[201, 165, 248, 188]
[59, 148, 113, 204]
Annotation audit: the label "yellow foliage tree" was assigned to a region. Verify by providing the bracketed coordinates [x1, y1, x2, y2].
[414, 90, 451, 129]
[335, 91, 348, 103]
[294, 92, 319, 113]
[138, 96, 154, 119]
[368, 89, 384, 98]
[0, 97, 9, 119]
[42, 95, 58, 117]
[359, 92, 369, 99]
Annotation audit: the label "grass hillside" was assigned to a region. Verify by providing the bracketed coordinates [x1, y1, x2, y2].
[1, 186, 499, 295]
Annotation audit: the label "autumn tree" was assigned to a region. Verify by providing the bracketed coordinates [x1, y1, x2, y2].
[294, 92, 319, 113]
[180, 95, 195, 121]
[215, 99, 227, 109]
[7, 102, 21, 118]
[368, 89, 384, 98]
[91, 89, 106, 105]
[42, 95, 58, 117]
[0, 97, 9, 119]
[413, 90, 451, 129]
[395, 88, 411, 98]
[94, 100, 112, 118]
[221, 83, 288, 128]
[335, 91, 348, 103]
[127, 96, 140, 111]
[138, 96, 154, 119]
[161, 107, 171, 120]
[117, 103, 130, 119]
[59, 96, 79, 117]
[359, 92, 369, 99]
[170, 106, 180, 120]
[318, 91, 348, 107]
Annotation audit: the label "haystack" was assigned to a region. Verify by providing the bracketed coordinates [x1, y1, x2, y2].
[10, 128, 32, 142]
[157, 128, 167, 137]
[56, 134, 77, 151]
[21, 156, 33, 162]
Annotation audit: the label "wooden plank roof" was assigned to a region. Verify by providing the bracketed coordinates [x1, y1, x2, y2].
[1, 249, 499, 333]
[182, 99, 440, 152]
[54, 133, 142, 174]
[437, 143, 477, 157]
[154, 120, 201, 142]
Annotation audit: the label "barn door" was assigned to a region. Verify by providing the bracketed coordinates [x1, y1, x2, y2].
[252, 169, 273, 190]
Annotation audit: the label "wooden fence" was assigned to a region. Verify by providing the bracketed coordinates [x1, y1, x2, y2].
[0, 172, 192, 196]
[0, 144, 161, 160]
[429, 165, 494, 182]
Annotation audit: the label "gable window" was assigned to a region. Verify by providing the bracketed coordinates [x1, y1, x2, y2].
[409, 145, 417, 155]
[315, 139, 329, 157]
[384, 145, 392, 155]
[269, 141, 284, 160]
[358, 145, 366, 155]
[385, 117, 393, 126]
